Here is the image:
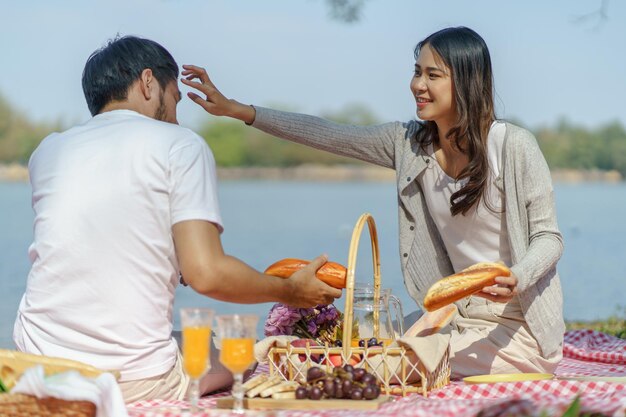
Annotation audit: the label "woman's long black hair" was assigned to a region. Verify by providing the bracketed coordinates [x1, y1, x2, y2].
[415, 27, 496, 216]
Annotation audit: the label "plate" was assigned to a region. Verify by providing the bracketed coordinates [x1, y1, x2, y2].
[463, 373, 554, 384]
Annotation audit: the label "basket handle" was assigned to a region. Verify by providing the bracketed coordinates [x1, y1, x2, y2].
[342, 213, 381, 358]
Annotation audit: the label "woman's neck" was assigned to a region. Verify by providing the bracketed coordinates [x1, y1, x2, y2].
[434, 120, 468, 179]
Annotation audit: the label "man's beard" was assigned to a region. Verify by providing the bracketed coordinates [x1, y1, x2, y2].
[153, 89, 167, 121]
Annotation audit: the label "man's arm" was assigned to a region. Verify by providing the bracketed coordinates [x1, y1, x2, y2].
[172, 220, 342, 307]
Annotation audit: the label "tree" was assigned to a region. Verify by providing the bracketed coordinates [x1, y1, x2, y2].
[0, 92, 58, 164]
[325, 0, 369, 23]
[572, 0, 610, 30]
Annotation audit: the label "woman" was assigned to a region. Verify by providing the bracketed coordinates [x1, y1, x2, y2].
[182, 26, 564, 378]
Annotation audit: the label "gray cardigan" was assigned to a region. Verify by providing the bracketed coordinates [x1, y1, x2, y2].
[252, 106, 565, 357]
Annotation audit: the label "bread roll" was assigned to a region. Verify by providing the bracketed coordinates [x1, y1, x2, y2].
[423, 263, 511, 311]
[260, 381, 299, 398]
[264, 258, 347, 289]
[245, 376, 283, 398]
[242, 373, 269, 391]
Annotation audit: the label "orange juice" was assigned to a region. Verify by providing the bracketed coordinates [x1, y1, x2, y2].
[220, 338, 254, 374]
[182, 326, 211, 378]
[379, 338, 393, 347]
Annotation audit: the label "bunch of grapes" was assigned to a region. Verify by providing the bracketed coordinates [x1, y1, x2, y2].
[295, 365, 382, 400]
[332, 337, 384, 348]
[358, 337, 384, 348]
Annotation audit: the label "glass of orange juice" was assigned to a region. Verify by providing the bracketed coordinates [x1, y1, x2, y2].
[216, 314, 258, 414]
[180, 307, 214, 413]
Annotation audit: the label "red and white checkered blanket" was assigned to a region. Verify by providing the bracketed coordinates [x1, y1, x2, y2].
[127, 330, 626, 417]
[562, 329, 626, 366]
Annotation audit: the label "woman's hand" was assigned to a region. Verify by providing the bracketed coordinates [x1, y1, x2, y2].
[475, 273, 518, 303]
[181, 65, 255, 124]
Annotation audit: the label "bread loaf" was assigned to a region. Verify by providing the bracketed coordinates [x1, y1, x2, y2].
[423, 263, 511, 311]
[264, 258, 347, 289]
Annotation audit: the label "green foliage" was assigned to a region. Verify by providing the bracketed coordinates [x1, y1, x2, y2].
[566, 307, 626, 339]
[197, 114, 366, 167]
[326, 0, 368, 23]
[197, 120, 249, 166]
[0, 92, 59, 164]
[535, 118, 626, 177]
[321, 103, 379, 125]
[1, 88, 626, 176]
[561, 396, 581, 417]
[200, 112, 626, 173]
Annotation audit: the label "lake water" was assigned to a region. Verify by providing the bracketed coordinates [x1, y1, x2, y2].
[1, 180, 625, 349]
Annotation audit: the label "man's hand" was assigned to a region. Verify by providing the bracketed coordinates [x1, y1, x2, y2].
[282, 255, 343, 307]
[475, 273, 519, 303]
[181, 65, 255, 124]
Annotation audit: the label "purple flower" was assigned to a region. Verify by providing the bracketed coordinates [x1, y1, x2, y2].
[264, 304, 302, 337]
[315, 304, 340, 325]
[307, 320, 318, 337]
[264, 302, 343, 343]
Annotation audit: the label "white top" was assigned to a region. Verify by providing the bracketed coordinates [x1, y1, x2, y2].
[417, 122, 512, 272]
[14, 110, 223, 381]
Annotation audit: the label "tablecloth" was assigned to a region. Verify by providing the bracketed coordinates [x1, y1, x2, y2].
[126, 330, 626, 417]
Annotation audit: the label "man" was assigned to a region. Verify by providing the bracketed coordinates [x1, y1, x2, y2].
[13, 36, 341, 402]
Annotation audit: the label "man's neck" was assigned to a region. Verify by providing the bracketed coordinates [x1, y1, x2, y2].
[99, 100, 141, 115]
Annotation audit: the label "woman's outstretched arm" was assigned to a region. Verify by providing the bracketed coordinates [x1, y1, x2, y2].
[181, 65, 400, 169]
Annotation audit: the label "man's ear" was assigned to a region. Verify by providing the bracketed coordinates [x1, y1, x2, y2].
[139, 68, 155, 100]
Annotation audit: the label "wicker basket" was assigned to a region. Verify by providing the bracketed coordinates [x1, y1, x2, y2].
[267, 213, 450, 396]
[0, 393, 96, 417]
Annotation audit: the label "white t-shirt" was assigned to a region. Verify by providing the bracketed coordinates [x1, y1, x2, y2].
[417, 122, 512, 272]
[13, 110, 223, 381]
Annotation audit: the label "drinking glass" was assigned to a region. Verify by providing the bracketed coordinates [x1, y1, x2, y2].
[216, 314, 258, 414]
[180, 308, 214, 413]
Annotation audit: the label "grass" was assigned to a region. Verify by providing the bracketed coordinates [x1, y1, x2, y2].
[565, 307, 626, 339]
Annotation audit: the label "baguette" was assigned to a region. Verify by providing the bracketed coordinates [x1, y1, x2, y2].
[423, 263, 511, 312]
[264, 258, 347, 289]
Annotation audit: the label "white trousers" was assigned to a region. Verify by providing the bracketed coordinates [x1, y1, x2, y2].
[118, 332, 234, 403]
[446, 296, 561, 379]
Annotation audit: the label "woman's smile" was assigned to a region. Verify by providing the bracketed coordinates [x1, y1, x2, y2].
[416, 97, 432, 109]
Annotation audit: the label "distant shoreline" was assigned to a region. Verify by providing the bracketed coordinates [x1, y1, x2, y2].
[0, 162, 623, 183]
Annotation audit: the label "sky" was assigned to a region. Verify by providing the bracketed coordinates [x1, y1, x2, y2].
[1, 0, 625, 131]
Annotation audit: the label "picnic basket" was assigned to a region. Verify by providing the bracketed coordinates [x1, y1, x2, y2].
[267, 213, 451, 396]
[0, 349, 120, 416]
[0, 393, 96, 417]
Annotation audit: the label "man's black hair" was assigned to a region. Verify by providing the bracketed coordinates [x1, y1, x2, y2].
[82, 35, 179, 116]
